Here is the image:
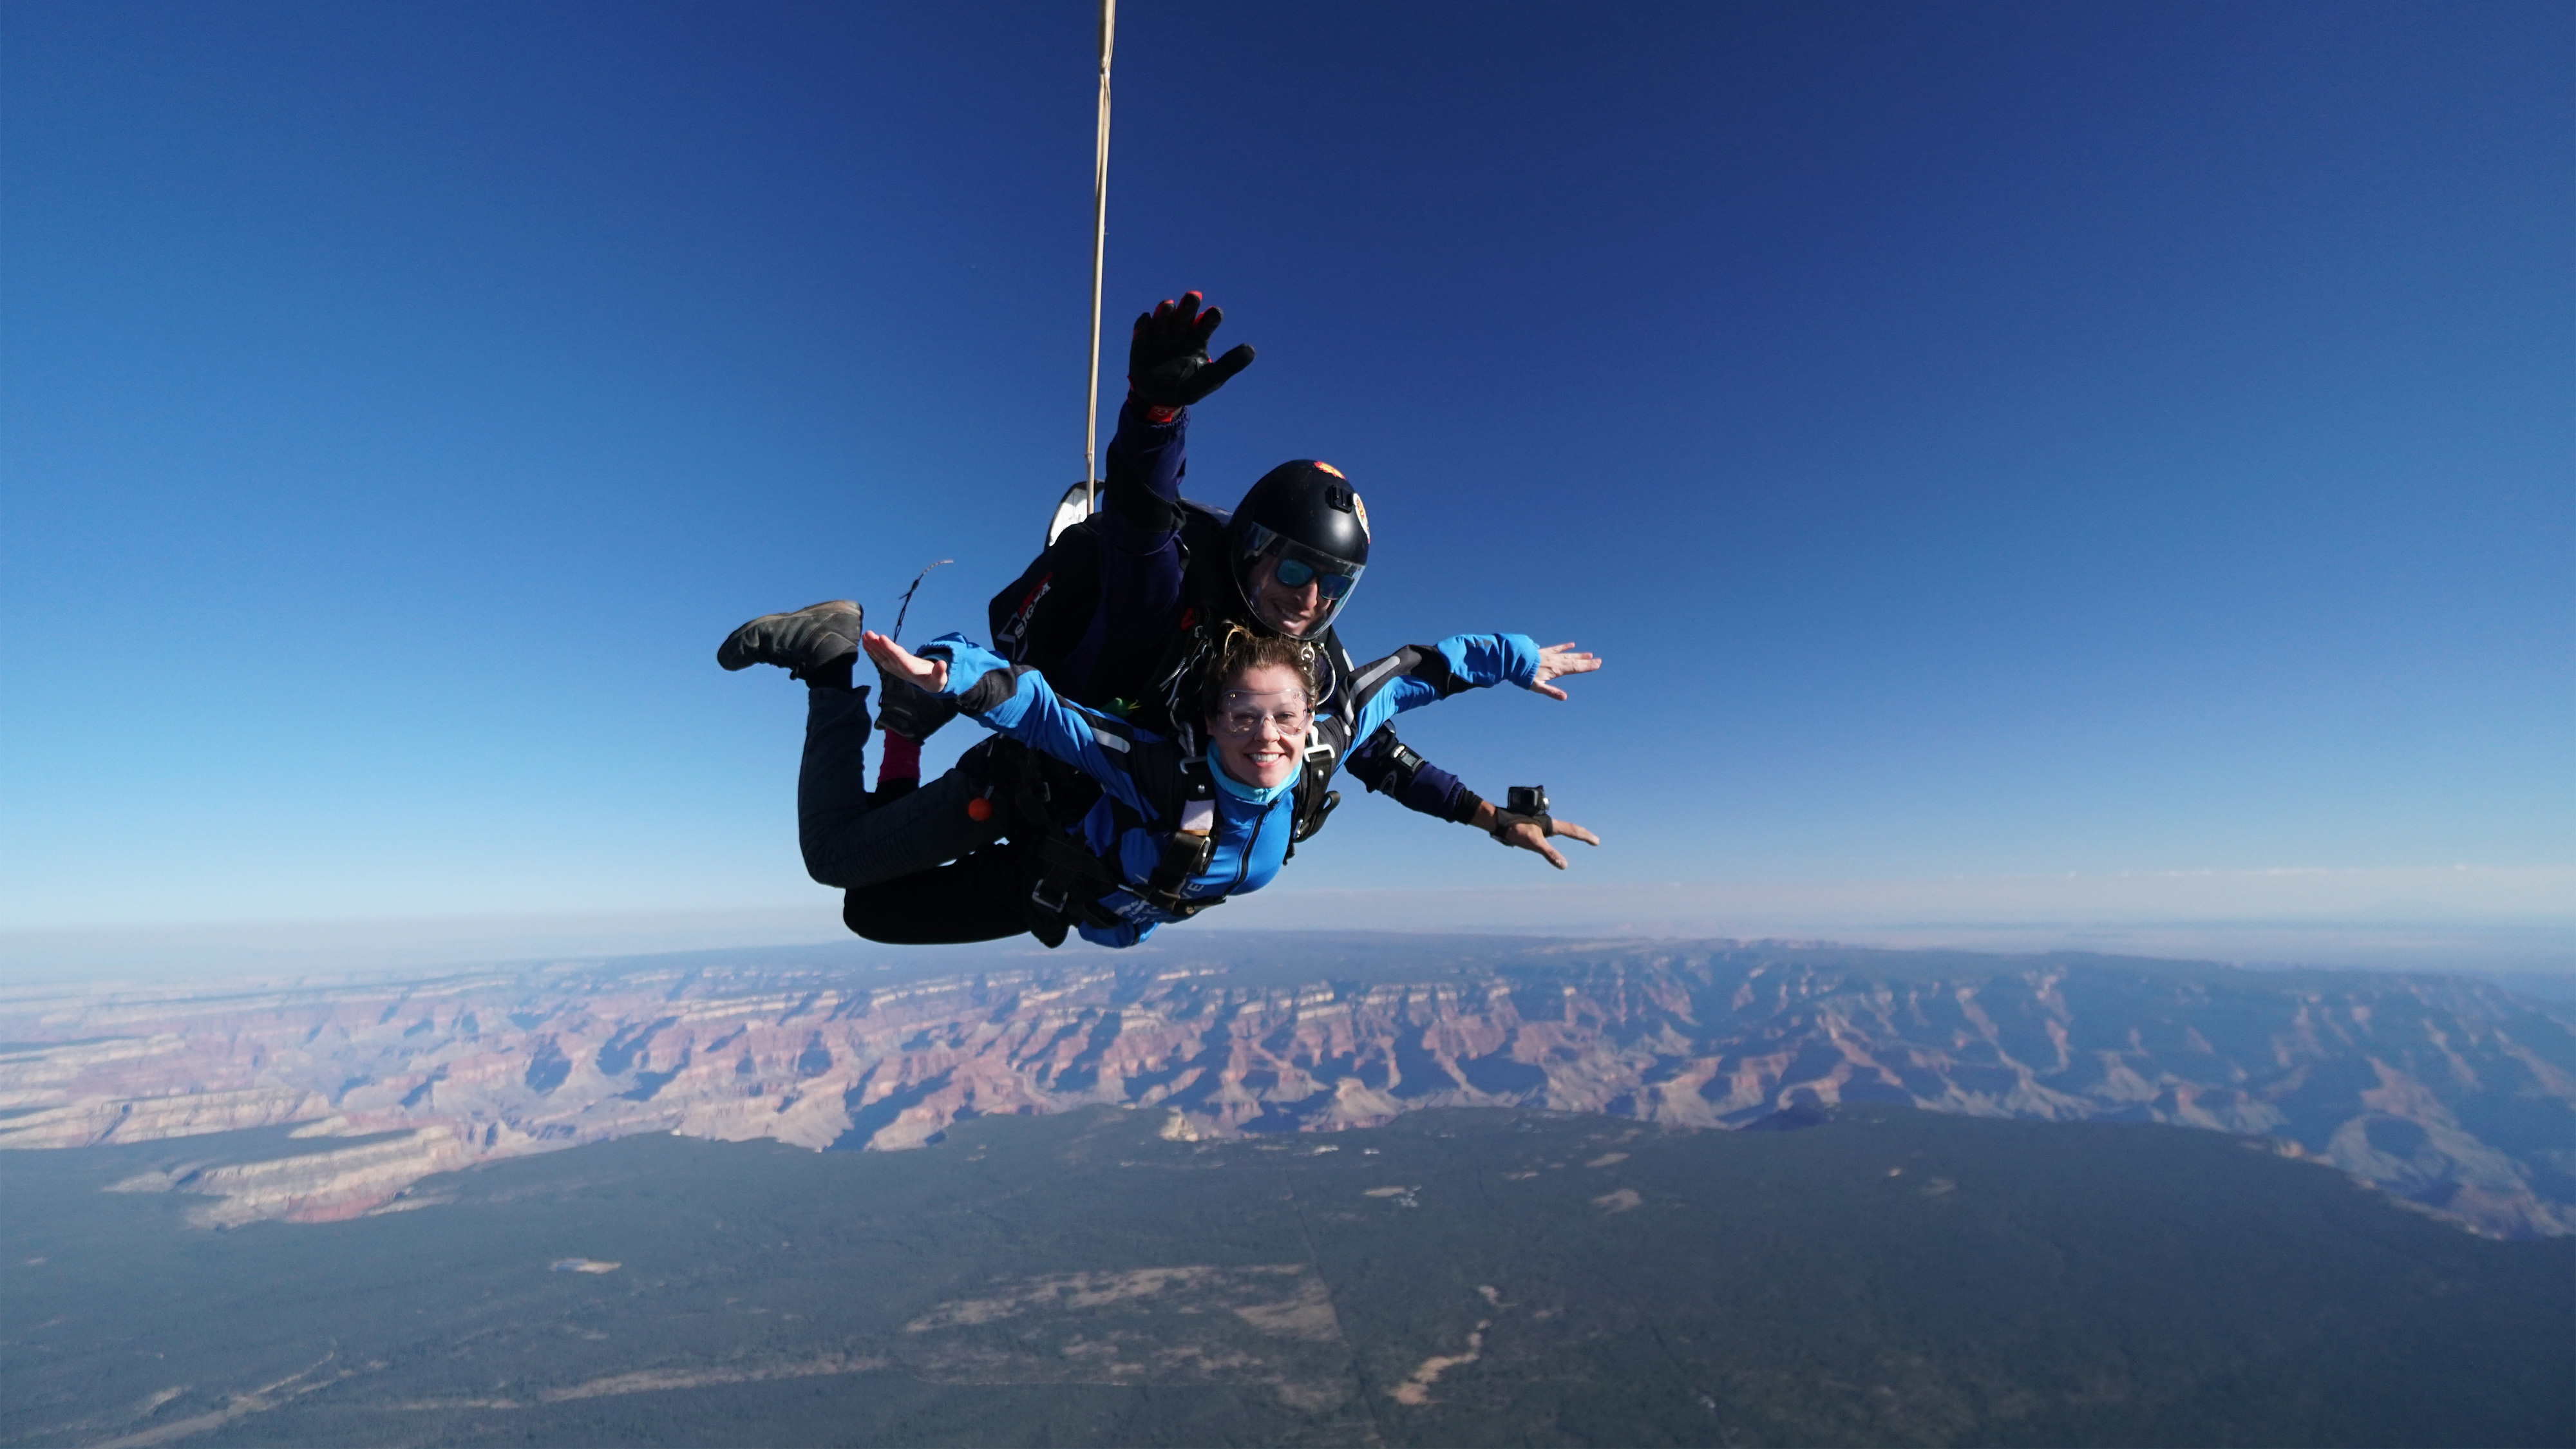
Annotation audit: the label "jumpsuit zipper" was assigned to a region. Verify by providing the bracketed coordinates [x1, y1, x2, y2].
[1226, 806, 1270, 895]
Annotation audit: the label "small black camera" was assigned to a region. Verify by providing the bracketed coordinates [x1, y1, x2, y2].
[1507, 784, 1549, 817]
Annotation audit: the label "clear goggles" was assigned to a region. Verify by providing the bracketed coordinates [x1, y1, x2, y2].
[1211, 686, 1314, 739]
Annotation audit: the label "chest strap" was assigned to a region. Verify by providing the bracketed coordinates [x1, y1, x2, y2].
[1025, 757, 1226, 929]
[1136, 759, 1218, 910]
[1283, 727, 1341, 859]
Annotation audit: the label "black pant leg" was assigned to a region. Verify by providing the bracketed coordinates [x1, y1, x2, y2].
[797, 684, 876, 886]
[843, 843, 1034, 945]
[797, 687, 1008, 889]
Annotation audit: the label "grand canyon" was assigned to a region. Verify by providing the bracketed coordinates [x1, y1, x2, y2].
[3, 934, 2569, 1238]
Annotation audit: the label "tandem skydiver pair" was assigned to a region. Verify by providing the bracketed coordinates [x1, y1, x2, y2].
[718, 290, 1602, 949]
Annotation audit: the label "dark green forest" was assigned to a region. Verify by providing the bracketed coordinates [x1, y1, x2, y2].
[5, 1104, 2568, 1447]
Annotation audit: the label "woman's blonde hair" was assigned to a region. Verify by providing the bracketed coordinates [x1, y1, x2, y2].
[1202, 625, 1318, 716]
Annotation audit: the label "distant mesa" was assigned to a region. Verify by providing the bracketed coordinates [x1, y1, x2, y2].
[0, 938, 2568, 1237]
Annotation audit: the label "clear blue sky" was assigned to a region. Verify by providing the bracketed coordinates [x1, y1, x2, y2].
[3, 1, 2568, 931]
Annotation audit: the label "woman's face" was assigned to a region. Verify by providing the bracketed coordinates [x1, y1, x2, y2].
[1205, 662, 1311, 791]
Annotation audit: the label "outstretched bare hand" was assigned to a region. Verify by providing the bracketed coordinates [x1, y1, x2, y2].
[1530, 642, 1602, 701]
[860, 630, 947, 693]
[1504, 815, 1601, 869]
[1477, 804, 1602, 870]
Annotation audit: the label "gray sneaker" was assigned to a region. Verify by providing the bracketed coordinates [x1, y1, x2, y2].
[716, 600, 864, 676]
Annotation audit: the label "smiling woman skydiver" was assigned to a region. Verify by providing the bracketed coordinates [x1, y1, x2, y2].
[840, 621, 1572, 949]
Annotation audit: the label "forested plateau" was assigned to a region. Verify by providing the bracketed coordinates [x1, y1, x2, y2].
[5, 1105, 2568, 1447]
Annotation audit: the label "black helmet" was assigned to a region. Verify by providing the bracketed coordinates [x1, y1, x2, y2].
[1227, 460, 1370, 637]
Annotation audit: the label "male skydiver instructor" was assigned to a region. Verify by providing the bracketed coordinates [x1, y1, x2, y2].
[716, 289, 1600, 944]
[903, 291, 1602, 860]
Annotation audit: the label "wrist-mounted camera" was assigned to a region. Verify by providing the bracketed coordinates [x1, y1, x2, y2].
[1490, 784, 1552, 844]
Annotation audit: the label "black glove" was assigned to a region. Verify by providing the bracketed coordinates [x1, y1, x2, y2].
[1489, 785, 1553, 845]
[1128, 290, 1255, 408]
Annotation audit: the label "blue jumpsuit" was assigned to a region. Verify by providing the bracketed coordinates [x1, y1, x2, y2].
[908, 631, 1540, 948]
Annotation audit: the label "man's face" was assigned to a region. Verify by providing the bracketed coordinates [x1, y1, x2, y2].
[1251, 558, 1328, 638]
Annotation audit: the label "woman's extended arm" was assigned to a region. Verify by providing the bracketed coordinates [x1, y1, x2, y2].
[1347, 633, 1549, 740]
[862, 630, 1153, 816]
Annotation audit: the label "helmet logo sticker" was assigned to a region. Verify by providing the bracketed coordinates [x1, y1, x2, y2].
[1313, 461, 1344, 478]
[1351, 492, 1369, 540]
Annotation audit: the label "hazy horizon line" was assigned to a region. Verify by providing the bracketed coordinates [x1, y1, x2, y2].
[2, 879, 2568, 989]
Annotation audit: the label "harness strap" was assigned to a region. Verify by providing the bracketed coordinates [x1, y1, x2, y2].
[1136, 760, 1218, 909]
[1025, 755, 1228, 931]
[1027, 831, 1126, 926]
[1284, 726, 1342, 859]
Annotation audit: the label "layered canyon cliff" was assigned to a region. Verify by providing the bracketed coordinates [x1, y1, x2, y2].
[3, 936, 2568, 1236]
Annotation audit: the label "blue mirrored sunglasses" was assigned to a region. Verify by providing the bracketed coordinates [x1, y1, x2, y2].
[1274, 557, 1358, 599]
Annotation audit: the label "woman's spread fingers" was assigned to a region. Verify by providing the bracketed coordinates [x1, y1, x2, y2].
[1552, 820, 1601, 846]
[861, 631, 941, 687]
[1534, 683, 1569, 701]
